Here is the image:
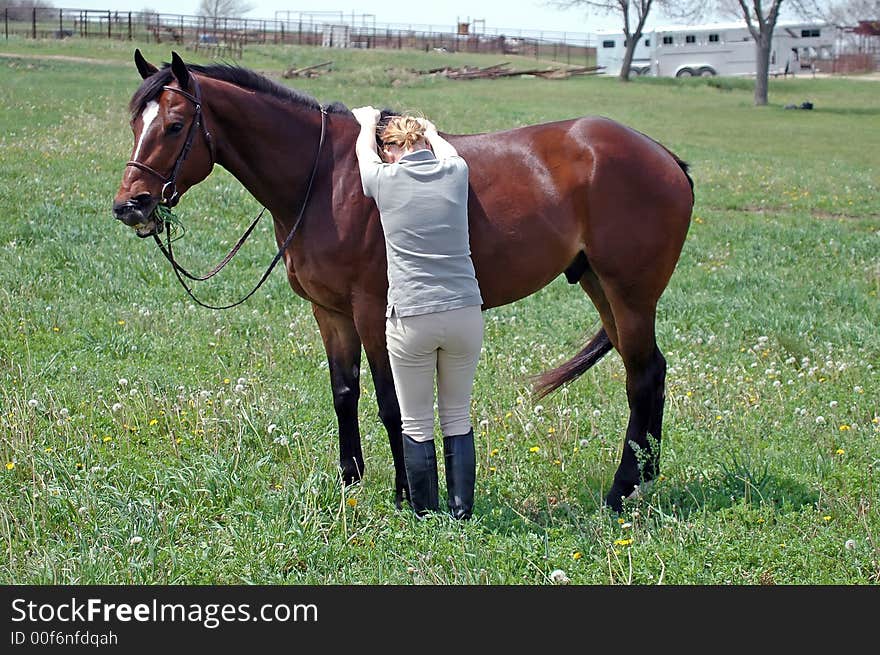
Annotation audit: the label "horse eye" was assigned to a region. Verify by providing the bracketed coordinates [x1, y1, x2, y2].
[167, 122, 184, 135]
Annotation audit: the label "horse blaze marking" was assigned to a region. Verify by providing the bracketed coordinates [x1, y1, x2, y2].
[133, 100, 159, 162]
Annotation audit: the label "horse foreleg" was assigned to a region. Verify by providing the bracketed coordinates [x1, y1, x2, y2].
[353, 307, 408, 509]
[312, 304, 364, 487]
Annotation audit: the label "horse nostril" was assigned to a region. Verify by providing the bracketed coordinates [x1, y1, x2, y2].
[132, 193, 152, 204]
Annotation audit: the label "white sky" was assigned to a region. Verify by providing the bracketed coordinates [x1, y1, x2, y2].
[59, 1, 657, 35]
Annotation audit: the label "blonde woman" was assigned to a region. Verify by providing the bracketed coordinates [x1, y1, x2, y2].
[351, 107, 483, 519]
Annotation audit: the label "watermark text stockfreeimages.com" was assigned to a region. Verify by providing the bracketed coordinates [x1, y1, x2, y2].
[11, 596, 318, 630]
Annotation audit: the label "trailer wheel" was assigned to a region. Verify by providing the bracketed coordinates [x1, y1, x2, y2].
[676, 68, 694, 78]
[629, 67, 642, 77]
[698, 67, 716, 77]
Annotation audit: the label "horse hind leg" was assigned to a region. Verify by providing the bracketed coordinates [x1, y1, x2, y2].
[603, 301, 666, 512]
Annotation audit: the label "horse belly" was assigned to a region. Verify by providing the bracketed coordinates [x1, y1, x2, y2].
[470, 208, 583, 310]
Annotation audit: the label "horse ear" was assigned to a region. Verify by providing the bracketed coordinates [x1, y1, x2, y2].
[170, 51, 190, 90]
[134, 48, 158, 79]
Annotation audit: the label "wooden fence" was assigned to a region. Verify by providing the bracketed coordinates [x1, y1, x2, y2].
[2, 7, 596, 65]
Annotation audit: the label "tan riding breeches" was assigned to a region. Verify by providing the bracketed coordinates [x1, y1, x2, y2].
[385, 305, 484, 442]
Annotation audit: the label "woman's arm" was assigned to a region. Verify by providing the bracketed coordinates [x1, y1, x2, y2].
[352, 106, 382, 166]
[351, 106, 382, 197]
[421, 119, 459, 161]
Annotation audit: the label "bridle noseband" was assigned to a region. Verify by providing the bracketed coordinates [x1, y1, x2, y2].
[126, 75, 215, 208]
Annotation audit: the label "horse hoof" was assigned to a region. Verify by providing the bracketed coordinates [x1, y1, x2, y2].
[394, 476, 409, 510]
[339, 458, 363, 486]
[604, 481, 635, 513]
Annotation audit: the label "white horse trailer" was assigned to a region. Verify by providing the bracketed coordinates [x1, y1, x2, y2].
[596, 22, 834, 78]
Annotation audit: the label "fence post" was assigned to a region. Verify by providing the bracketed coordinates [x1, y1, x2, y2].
[127, 12, 131, 40]
[107, 11, 111, 39]
[5, 8, 8, 41]
[32, 7, 36, 38]
[59, 9, 62, 36]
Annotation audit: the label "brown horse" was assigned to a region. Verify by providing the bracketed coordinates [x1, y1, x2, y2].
[113, 51, 693, 512]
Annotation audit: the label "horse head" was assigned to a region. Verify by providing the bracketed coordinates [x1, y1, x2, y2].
[113, 50, 215, 237]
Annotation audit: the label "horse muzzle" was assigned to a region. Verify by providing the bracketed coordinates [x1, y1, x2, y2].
[112, 194, 164, 238]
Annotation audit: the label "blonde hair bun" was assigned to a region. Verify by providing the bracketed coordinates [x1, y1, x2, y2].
[381, 116, 426, 150]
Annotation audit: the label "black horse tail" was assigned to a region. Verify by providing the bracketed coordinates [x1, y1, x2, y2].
[532, 327, 613, 398]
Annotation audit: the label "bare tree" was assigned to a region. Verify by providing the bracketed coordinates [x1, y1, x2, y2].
[551, 1, 664, 81]
[198, 0, 254, 20]
[1, 1, 54, 21]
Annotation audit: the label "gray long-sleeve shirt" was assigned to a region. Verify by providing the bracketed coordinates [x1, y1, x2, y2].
[360, 149, 483, 318]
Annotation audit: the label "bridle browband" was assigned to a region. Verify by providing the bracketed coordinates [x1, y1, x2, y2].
[126, 71, 329, 310]
[126, 76, 215, 208]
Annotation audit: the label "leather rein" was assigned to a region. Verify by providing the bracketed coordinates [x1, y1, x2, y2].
[126, 75, 328, 310]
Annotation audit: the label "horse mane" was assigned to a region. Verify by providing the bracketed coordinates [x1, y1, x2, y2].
[129, 62, 352, 118]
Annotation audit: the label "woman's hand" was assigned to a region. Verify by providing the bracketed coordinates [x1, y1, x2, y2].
[352, 106, 380, 128]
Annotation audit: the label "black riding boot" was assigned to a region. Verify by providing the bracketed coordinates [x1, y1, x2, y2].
[443, 429, 476, 520]
[401, 434, 439, 517]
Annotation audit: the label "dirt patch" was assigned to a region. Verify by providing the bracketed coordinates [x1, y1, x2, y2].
[0, 52, 126, 66]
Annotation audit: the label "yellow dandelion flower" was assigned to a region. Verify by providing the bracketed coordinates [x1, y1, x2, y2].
[548, 426, 555, 434]
[572, 552, 583, 560]
[505, 412, 512, 418]
[175, 438, 182, 444]
[836, 448, 845, 455]
[149, 419, 158, 426]
[117, 320, 125, 326]
[529, 446, 540, 453]
[346, 497, 358, 508]
[872, 417, 879, 425]
[75, 463, 83, 470]
[490, 448, 499, 456]
[489, 466, 496, 473]
[618, 518, 625, 524]
[223, 378, 231, 384]
[5, 462, 14, 471]
[839, 425, 850, 432]
[553, 459, 561, 465]
[613, 538, 633, 547]
[52, 326, 60, 333]
[44, 447, 53, 453]
[823, 515, 832, 521]
[102, 436, 112, 443]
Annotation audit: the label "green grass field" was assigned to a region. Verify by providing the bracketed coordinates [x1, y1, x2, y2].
[1, 37, 878, 584]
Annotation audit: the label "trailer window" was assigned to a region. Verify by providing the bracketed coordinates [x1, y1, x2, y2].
[801, 29, 820, 37]
[685, 35, 696, 44]
[662, 36, 673, 45]
[602, 40, 616, 48]
[709, 33, 719, 43]
[644, 39, 650, 47]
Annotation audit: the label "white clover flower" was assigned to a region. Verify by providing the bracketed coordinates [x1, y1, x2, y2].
[234, 384, 245, 393]
[816, 416, 826, 425]
[854, 386, 863, 394]
[128, 388, 138, 397]
[829, 400, 838, 408]
[118, 378, 128, 387]
[273, 434, 289, 447]
[129, 536, 143, 545]
[27, 399, 39, 408]
[579, 438, 589, 447]
[549, 569, 570, 585]
[845, 539, 856, 550]
[592, 409, 601, 417]
[111, 402, 123, 412]
[237, 377, 247, 385]
[267, 423, 278, 434]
